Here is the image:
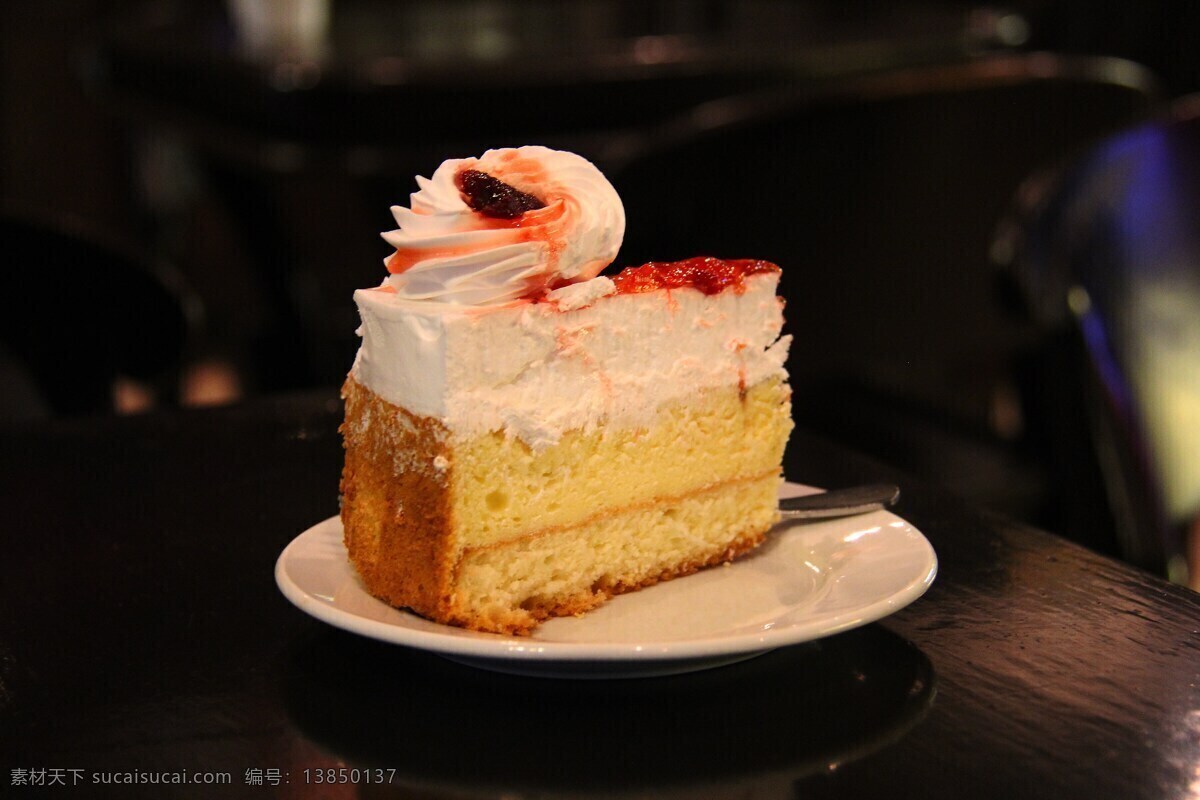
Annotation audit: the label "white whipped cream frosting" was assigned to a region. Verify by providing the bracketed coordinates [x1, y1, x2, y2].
[351, 273, 791, 450]
[381, 147, 625, 305]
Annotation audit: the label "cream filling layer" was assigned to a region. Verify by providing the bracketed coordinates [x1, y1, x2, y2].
[351, 271, 791, 450]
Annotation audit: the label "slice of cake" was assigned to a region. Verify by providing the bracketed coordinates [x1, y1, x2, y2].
[340, 146, 793, 635]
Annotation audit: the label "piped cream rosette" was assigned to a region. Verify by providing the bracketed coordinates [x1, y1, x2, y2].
[380, 147, 625, 305]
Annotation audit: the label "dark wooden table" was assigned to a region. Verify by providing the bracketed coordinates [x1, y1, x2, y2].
[2, 392, 1198, 798]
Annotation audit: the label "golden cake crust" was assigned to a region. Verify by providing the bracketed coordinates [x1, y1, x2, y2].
[340, 377, 458, 623]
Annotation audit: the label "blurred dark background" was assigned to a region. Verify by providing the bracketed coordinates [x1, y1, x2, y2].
[3, 0, 1199, 585]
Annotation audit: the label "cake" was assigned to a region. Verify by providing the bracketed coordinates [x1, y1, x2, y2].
[339, 146, 793, 635]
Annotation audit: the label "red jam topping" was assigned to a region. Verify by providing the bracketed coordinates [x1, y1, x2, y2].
[612, 257, 779, 296]
[455, 169, 545, 219]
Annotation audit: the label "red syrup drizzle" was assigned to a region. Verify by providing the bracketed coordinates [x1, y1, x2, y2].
[611, 256, 780, 296]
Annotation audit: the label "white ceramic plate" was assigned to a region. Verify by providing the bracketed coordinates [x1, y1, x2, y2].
[276, 482, 937, 678]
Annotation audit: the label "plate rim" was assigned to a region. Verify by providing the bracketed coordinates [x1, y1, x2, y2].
[276, 482, 937, 662]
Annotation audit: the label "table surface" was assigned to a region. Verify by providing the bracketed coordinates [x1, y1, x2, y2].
[2, 391, 1198, 798]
